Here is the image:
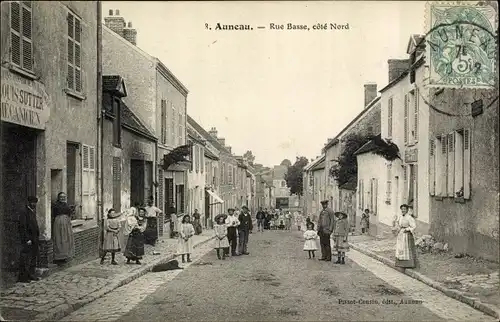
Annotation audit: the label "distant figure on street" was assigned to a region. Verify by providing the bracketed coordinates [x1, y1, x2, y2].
[214, 216, 229, 260]
[178, 215, 195, 263]
[285, 211, 292, 230]
[295, 211, 304, 231]
[192, 209, 203, 235]
[237, 206, 253, 255]
[225, 209, 240, 256]
[303, 222, 319, 259]
[333, 212, 350, 264]
[264, 208, 271, 230]
[18, 196, 40, 283]
[256, 207, 266, 232]
[361, 208, 370, 234]
[317, 200, 336, 261]
[393, 204, 418, 270]
[144, 197, 162, 246]
[101, 209, 121, 265]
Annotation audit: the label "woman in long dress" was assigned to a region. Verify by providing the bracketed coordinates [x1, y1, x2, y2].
[144, 197, 162, 246]
[124, 207, 147, 264]
[52, 192, 75, 265]
[192, 209, 203, 235]
[394, 204, 418, 270]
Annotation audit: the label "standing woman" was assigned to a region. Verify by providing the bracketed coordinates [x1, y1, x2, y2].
[52, 192, 75, 265]
[123, 208, 147, 264]
[394, 204, 418, 270]
[144, 197, 162, 246]
[192, 209, 203, 235]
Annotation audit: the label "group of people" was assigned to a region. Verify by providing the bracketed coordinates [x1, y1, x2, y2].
[254, 208, 306, 232]
[212, 206, 253, 259]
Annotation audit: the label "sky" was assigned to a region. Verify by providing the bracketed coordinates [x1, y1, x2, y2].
[102, 1, 426, 167]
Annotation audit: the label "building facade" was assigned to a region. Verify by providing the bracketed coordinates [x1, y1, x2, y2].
[1, 1, 101, 276]
[302, 155, 326, 218]
[186, 123, 206, 216]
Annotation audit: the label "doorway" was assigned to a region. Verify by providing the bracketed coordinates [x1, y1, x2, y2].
[66, 142, 79, 217]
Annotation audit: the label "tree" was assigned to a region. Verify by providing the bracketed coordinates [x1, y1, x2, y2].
[243, 150, 255, 164]
[280, 159, 292, 167]
[285, 156, 309, 196]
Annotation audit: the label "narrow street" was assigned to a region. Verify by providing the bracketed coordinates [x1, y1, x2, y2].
[62, 230, 493, 321]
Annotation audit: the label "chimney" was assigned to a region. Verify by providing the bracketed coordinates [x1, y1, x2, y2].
[123, 21, 137, 45]
[364, 83, 378, 107]
[388, 59, 410, 83]
[209, 127, 218, 138]
[217, 138, 225, 146]
[104, 8, 126, 37]
[226, 146, 232, 154]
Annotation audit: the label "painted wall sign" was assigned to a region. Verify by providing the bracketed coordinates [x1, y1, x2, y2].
[404, 148, 418, 163]
[1, 67, 50, 129]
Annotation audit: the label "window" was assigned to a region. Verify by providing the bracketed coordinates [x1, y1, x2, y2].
[67, 11, 82, 92]
[82, 144, 96, 219]
[371, 178, 378, 214]
[232, 167, 236, 185]
[435, 135, 447, 196]
[385, 163, 392, 203]
[309, 172, 314, 188]
[161, 99, 167, 144]
[112, 157, 121, 212]
[201, 149, 204, 173]
[358, 179, 363, 210]
[281, 180, 286, 188]
[446, 133, 455, 197]
[404, 94, 409, 145]
[10, 1, 33, 73]
[112, 98, 121, 147]
[413, 89, 419, 141]
[429, 139, 436, 196]
[388, 97, 393, 138]
[403, 165, 408, 200]
[195, 144, 199, 173]
[187, 140, 193, 172]
[169, 102, 175, 146]
[221, 163, 225, 184]
[178, 111, 183, 146]
[228, 165, 233, 184]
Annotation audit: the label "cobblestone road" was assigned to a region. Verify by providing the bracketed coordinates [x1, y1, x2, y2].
[62, 230, 494, 321]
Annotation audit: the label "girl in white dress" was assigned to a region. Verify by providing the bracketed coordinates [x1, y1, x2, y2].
[177, 215, 195, 263]
[214, 216, 230, 260]
[303, 222, 319, 259]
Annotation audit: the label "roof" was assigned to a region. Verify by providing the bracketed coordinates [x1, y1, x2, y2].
[121, 101, 156, 141]
[407, 34, 425, 54]
[187, 115, 230, 154]
[204, 148, 219, 161]
[339, 177, 357, 191]
[323, 96, 381, 152]
[311, 159, 325, 171]
[379, 56, 425, 93]
[272, 165, 288, 180]
[155, 58, 189, 97]
[304, 155, 325, 171]
[354, 134, 382, 156]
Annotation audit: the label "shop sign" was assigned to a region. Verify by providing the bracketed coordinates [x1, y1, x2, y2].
[404, 148, 418, 163]
[1, 67, 50, 130]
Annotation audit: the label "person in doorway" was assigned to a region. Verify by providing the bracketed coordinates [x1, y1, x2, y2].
[393, 204, 418, 270]
[124, 207, 147, 265]
[101, 209, 121, 265]
[237, 206, 253, 255]
[214, 215, 230, 260]
[303, 222, 319, 259]
[255, 207, 265, 232]
[333, 212, 350, 264]
[361, 209, 370, 234]
[192, 209, 203, 235]
[18, 196, 40, 283]
[52, 192, 75, 265]
[317, 200, 335, 261]
[177, 215, 195, 263]
[225, 209, 240, 256]
[144, 196, 162, 246]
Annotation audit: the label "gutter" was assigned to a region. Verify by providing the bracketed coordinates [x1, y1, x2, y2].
[96, 1, 104, 254]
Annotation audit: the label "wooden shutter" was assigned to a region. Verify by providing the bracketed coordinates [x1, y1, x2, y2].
[188, 141, 193, 171]
[404, 94, 409, 145]
[414, 89, 419, 141]
[10, 2, 33, 71]
[454, 131, 464, 197]
[403, 165, 408, 201]
[429, 138, 436, 196]
[201, 148, 204, 173]
[388, 97, 393, 138]
[82, 145, 96, 219]
[161, 100, 167, 144]
[440, 134, 448, 196]
[67, 12, 82, 92]
[112, 157, 121, 211]
[463, 128, 471, 199]
[373, 178, 378, 214]
[447, 132, 455, 197]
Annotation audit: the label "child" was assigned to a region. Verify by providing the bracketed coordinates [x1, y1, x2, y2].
[214, 215, 230, 259]
[101, 209, 121, 265]
[361, 209, 370, 234]
[124, 208, 147, 265]
[303, 222, 319, 259]
[333, 212, 350, 264]
[177, 215, 195, 263]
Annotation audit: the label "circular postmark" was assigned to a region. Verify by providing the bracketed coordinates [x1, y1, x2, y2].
[424, 2, 498, 89]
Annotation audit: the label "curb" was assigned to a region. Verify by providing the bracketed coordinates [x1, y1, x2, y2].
[33, 235, 215, 321]
[349, 243, 500, 320]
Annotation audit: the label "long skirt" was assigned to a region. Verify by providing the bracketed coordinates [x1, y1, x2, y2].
[144, 217, 158, 245]
[52, 215, 75, 261]
[214, 236, 230, 249]
[333, 236, 350, 253]
[177, 237, 193, 255]
[124, 230, 145, 260]
[103, 231, 120, 252]
[395, 231, 418, 268]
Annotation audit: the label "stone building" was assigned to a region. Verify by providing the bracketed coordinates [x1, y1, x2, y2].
[186, 117, 206, 217]
[1, 1, 101, 278]
[302, 155, 326, 218]
[102, 10, 189, 237]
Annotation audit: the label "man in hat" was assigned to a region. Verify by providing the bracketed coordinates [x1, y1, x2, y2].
[225, 208, 240, 256]
[317, 200, 335, 261]
[237, 205, 253, 255]
[18, 196, 40, 283]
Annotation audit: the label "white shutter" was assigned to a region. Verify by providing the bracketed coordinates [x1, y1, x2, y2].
[404, 94, 409, 145]
[414, 89, 419, 141]
[429, 138, 436, 196]
[373, 178, 378, 215]
[447, 132, 455, 197]
[403, 165, 408, 201]
[388, 98, 393, 138]
[454, 131, 464, 197]
[10, 2, 33, 71]
[441, 134, 448, 196]
[463, 128, 471, 199]
[386, 164, 392, 203]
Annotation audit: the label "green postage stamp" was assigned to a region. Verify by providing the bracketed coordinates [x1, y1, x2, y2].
[425, 1, 498, 89]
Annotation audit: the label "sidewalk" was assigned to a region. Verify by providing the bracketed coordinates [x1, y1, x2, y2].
[349, 234, 500, 319]
[0, 230, 214, 322]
